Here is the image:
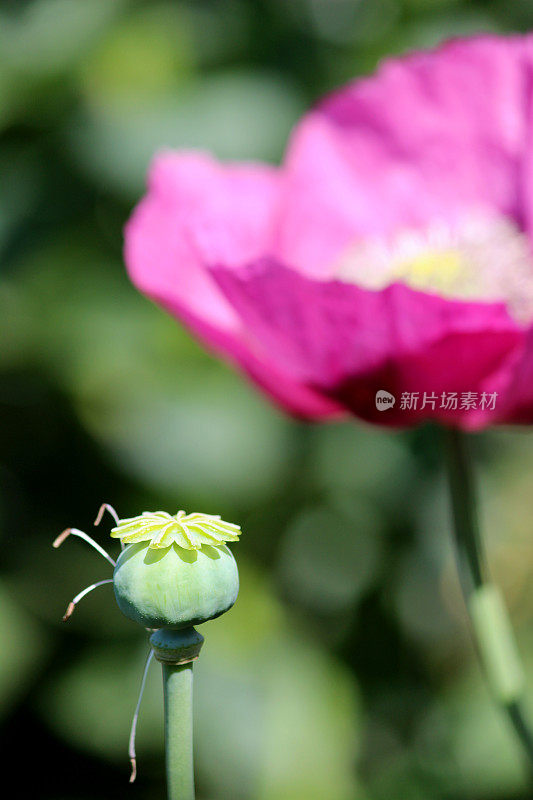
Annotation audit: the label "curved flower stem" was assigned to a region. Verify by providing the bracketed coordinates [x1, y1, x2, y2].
[444, 427, 533, 770]
[129, 648, 155, 782]
[162, 662, 195, 800]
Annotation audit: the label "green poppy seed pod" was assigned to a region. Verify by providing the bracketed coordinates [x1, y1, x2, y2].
[111, 511, 240, 630]
[113, 541, 239, 629]
[53, 505, 242, 794]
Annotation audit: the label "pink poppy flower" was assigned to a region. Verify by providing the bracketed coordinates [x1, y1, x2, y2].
[124, 34, 533, 429]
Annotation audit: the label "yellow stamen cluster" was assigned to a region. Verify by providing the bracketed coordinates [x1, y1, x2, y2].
[111, 510, 241, 551]
[336, 211, 533, 324]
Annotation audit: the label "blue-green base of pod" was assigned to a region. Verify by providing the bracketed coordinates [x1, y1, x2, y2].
[150, 627, 204, 665]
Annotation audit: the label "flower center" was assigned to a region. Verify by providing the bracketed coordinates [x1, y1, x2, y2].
[394, 249, 463, 290]
[335, 211, 533, 324]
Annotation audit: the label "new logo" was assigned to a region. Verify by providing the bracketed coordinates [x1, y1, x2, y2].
[375, 390, 395, 410]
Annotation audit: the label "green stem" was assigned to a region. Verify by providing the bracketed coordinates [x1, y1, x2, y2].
[150, 627, 204, 800]
[163, 662, 195, 800]
[444, 427, 533, 769]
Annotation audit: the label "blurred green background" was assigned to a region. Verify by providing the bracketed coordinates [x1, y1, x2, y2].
[2, 1, 533, 798]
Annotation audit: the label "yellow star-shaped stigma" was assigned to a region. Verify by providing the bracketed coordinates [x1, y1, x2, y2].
[110, 510, 241, 551]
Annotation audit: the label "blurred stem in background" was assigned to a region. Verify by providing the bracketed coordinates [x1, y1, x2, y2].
[444, 428, 533, 773]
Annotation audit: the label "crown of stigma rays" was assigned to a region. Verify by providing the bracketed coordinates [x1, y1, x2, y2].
[53, 503, 241, 783]
[111, 509, 241, 550]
